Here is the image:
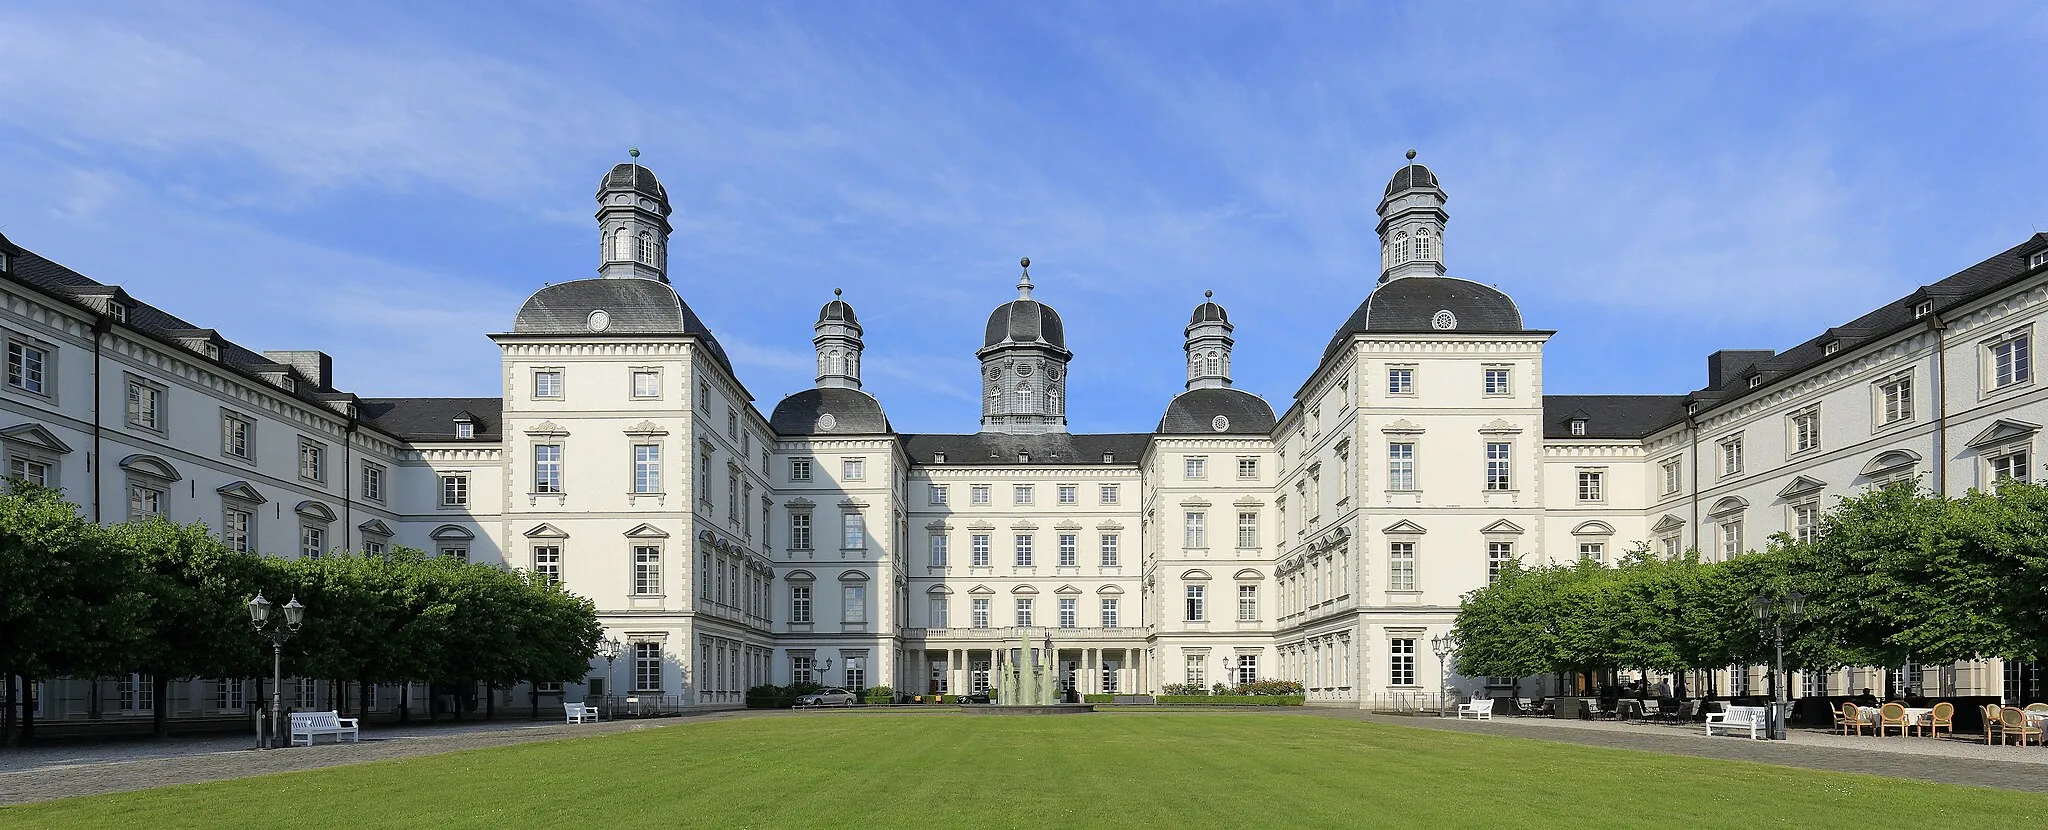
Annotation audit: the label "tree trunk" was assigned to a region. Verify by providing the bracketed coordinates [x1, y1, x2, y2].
[152, 674, 170, 739]
[358, 678, 373, 719]
[87, 677, 102, 720]
[3, 669, 16, 747]
[529, 684, 539, 721]
[398, 682, 411, 724]
[485, 683, 496, 720]
[19, 675, 36, 745]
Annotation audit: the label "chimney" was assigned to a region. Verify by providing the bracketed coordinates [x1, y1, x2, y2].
[264, 350, 334, 392]
[1706, 350, 1774, 390]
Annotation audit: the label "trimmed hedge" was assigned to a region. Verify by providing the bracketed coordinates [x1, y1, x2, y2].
[1083, 694, 1115, 703]
[1155, 695, 1305, 706]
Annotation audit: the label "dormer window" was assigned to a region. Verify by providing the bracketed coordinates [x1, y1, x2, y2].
[203, 343, 220, 359]
[1570, 419, 1587, 436]
[110, 303, 127, 323]
[1824, 341, 1841, 356]
[0, 251, 8, 272]
[280, 376, 296, 392]
[1747, 376, 1762, 389]
[2031, 250, 2048, 269]
[1019, 452, 1031, 463]
[456, 422, 475, 439]
[932, 451, 946, 463]
[1914, 300, 1933, 320]
[1101, 452, 1115, 463]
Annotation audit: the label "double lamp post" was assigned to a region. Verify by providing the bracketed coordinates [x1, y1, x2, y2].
[1753, 589, 1804, 741]
[1430, 633, 1458, 717]
[246, 593, 306, 749]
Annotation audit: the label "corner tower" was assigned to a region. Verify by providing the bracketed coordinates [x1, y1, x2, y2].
[1378, 149, 1447, 282]
[815, 289, 863, 389]
[977, 258, 1072, 434]
[596, 152, 674, 282]
[1185, 290, 1233, 390]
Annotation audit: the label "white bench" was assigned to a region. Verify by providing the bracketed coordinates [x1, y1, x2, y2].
[1455, 699, 1495, 720]
[289, 711, 360, 746]
[565, 702, 599, 724]
[1704, 705, 1767, 739]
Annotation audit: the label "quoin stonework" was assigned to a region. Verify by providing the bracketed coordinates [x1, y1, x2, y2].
[5, 157, 2048, 721]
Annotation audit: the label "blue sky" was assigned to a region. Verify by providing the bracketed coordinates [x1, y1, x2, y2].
[2, 1, 2043, 434]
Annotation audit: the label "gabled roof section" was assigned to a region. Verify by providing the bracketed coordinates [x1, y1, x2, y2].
[898, 433, 1150, 466]
[1541, 396, 1689, 439]
[358, 397, 502, 442]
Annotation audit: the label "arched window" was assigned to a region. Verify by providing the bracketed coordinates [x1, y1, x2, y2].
[635, 233, 653, 265]
[610, 228, 631, 262]
[1204, 351, 1221, 376]
[1394, 232, 1410, 264]
[826, 348, 842, 376]
[1414, 228, 1433, 260]
[1016, 387, 1034, 413]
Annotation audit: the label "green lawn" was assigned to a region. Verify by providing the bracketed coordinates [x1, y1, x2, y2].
[8, 714, 2046, 828]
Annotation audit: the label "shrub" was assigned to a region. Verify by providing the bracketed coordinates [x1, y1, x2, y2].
[1160, 683, 1208, 695]
[745, 682, 829, 709]
[863, 685, 895, 704]
[1233, 679, 1306, 696]
[1083, 694, 1115, 703]
[1156, 695, 1305, 706]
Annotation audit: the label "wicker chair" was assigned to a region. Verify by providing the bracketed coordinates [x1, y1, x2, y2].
[2001, 706, 2043, 746]
[1915, 701, 1953, 738]
[1835, 702, 1867, 736]
[1983, 704, 2007, 745]
[1876, 702, 1909, 737]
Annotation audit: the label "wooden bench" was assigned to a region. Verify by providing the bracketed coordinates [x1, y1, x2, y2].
[565, 702, 599, 724]
[1704, 705, 1767, 739]
[289, 710, 360, 746]
[1455, 699, 1495, 720]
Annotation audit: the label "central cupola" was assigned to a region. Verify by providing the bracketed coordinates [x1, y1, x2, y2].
[976, 258, 1072, 434]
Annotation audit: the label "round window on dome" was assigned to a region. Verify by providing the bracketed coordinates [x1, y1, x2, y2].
[588, 310, 611, 332]
[1431, 310, 1458, 330]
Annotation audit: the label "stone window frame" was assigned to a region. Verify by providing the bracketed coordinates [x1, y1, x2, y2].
[124, 373, 167, 435]
[3, 330, 55, 401]
[297, 437, 327, 484]
[120, 453, 178, 522]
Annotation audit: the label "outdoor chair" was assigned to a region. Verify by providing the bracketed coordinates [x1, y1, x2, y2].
[2000, 706, 2043, 747]
[1983, 704, 2007, 745]
[1915, 701, 1953, 739]
[2028, 703, 2048, 714]
[1835, 703, 1867, 736]
[1637, 699, 1662, 721]
[1877, 702, 1908, 737]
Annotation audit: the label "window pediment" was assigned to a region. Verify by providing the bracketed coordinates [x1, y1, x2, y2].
[1480, 519, 1524, 535]
[624, 420, 668, 437]
[1054, 584, 1081, 595]
[1478, 419, 1522, 435]
[1776, 475, 1827, 499]
[924, 520, 952, 531]
[430, 524, 475, 541]
[523, 421, 568, 437]
[216, 481, 266, 504]
[0, 424, 72, 454]
[1096, 584, 1124, 595]
[1860, 449, 1922, 477]
[785, 569, 816, 582]
[1381, 519, 1427, 535]
[1180, 496, 1212, 507]
[293, 500, 336, 522]
[1055, 520, 1083, 531]
[1095, 520, 1124, 531]
[1010, 584, 1036, 594]
[968, 520, 996, 531]
[625, 523, 670, 539]
[1181, 568, 1212, 581]
[1651, 514, 1686, 533]
[524, 522, 568, 539]
[1010, 520, 1038, 531]
[839, 570, 869, 583]
[786, 497, 816, 509]
[1571, 520, 1615, 536]
[117, 453, 181, 482]
[1708, 496, 1749, 516]
[1233, 568, 1264, 581]
[968, 584, 995, 595]
[1965, 419, 2041, 449]
[926, 584, 953, 595]
[1380, 419, 1425, 435]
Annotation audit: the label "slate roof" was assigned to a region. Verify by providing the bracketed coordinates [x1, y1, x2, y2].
[359, 397, 503, 442]
[1321, 277, 1526, 362]
[1541, 395, 1690, 439]
[1384, 163, 1440, 196]
[899, 432, 1150, 466]
[509, 278, 733, 373]
[1188, 300, 1228, 326]
[1157, 388, 1277, 435]
[818, 297, 858, 325]
[983, 299, 1068, 352]
[769, 388, 891, 435]
[599, 163, 670, 207]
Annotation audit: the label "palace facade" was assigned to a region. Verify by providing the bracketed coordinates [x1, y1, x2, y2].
[4, 158, 2047, 722]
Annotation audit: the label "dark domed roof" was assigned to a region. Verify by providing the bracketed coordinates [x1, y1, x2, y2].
[511, 278, 731, 371]
[819, 298, 858, 325]
[599, 163, 669, 206]
[1321, 277, 1523, 361]
[769, 388, 891, 435]
[1158, 388, 1277, 435]
[983, 299, 1067, 351]
[1188, 301, 1228, 326]
[1384, 163, 1439, 196]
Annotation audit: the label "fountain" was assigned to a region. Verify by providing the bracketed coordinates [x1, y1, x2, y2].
[961, 628, 1093, 715]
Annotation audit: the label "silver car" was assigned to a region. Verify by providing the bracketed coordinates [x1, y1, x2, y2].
[797, 688, 858, 707]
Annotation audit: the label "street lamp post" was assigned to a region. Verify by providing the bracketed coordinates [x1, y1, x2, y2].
[246, 593, 306, 749]
[1430, 633, 1459, 718]
[1752, 589, 1805, 741]
[596, 637, 622, 718]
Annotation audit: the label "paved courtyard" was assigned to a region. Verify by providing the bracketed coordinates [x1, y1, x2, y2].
[4, 708, 2046, 806]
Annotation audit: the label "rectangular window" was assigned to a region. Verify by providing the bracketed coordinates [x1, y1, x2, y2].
[1719, 436, 1744, 478]
[1388, 367, 1414, 395]
[1184, 512, 1206, 548]
[1238, 585, 1258, 621]
[437, 473, 469, 508]
[971, 533, 991, 566]
[1484, 442, 1511, 490]
[1718, 520, 1743, 561]
[222, 507, 252, 552]
[221, 411, 252, 460]
[842, 458, 865, 481]
[1185, 584, 1206, 621]
[1186, 654, 1206, 686]
[1100, 597, 1120, 628]
[1058, 597, 1078, 629]
[1880, 375, 1913, 424]
[300, 524, 325, 559]
[1792, 503, 1820, 545]
[972, 598, 990, 628]
[1237, 512, 1259, 548]
[844, 585, 867, 623]
[629, 444, 661, 494]
[1014, 534, 1034, 566]
[1991, 450, 2030, 484]
[791, 585, 812, 623]
[361, 463, 384, 502]
[456, 421, 475, 439]
[126, 379, 163, 432]
[727, 409, 738, 438]
[1660, 458, 1682, 495]
[1100, 534, 1120, 567]
[1791, 408, 1820, 454]
[1058, 533, 1078, 566]
[930, 597, 949, 628]
[1390, 541, 1417, 590]
[1483, 367, 1511, 395]
[120, 674, 154, 713]
[533, 545, 562, 585]
[842, 513, 866, 549]
[1577, 470, 1603, 502]
[1390, 639, 1417, 686]
[440, 545, 468, 563]
[1099, 484, 1119, 505]
[790, 654, 813, 685]
[1388, 442, 1416, 491]
[1662, 535, 1683, 559]
[971, 484, 991, 505]
[1014, 485, 1034, 505]
[533, 445, 563, 493]
[1993, 335, 2033, 389]
[790, 512, 813, 550]
[216, 678, 245, 711]
[1237, 654, 1259, 686]
[298, 440, 325, 482]
[633, 642, 661, 692]
[1237, 457, 1259, 479]
[533, 370, 563, 399]
[929, 484, 949, 505]
[790, 457, 812, 481]
[633, 546, 661, 595]
[1057, 484, 1077, 505]
[1579, 542, 1605, 563]
[5, 339, 47, 395]
[632, 369, 661, 399]
[1184, 457, 1207, 480]
[8, 457, 49, 487]
[929, 534, 949, 567]
[128, 482, 163, 521]
[1014, 598, 1033, 627]
[1486, 541, 1514, 584]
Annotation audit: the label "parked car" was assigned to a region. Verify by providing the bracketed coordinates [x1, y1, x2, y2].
[958, 691, 991, 704]
[797, 688, 858, 707]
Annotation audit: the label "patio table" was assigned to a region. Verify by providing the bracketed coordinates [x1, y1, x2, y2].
[1861, 706, 1933, 726]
